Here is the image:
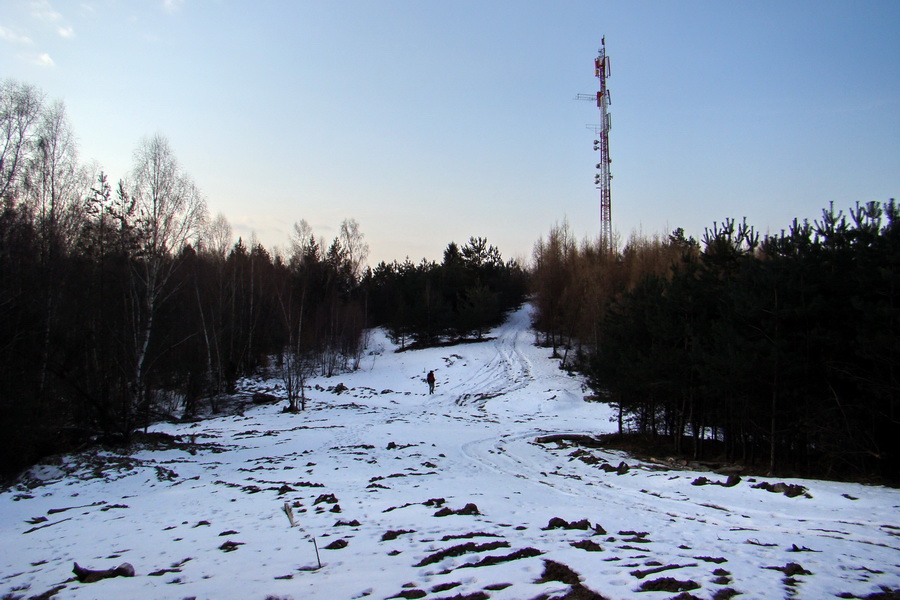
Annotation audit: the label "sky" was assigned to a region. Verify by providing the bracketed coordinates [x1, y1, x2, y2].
[2, 1, 899, 266]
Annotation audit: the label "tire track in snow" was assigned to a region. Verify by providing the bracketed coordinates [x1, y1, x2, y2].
[429, 309, 714, 523]
[459, 429, 592, 496]
[442, 308, 535, 407]
[440, 310, 778, 529]
[465, 430, 898, 558]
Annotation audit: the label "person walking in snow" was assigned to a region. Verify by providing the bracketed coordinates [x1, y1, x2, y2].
[427, 370, 436, 395]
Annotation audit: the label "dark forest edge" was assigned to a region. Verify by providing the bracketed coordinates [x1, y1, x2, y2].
[0, 80, 527, 478]
[530, 203, 900, 484]
[3, 79, 897, 487]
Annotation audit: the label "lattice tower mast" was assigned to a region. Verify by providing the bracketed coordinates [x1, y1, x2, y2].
[593, 37, 613, 253]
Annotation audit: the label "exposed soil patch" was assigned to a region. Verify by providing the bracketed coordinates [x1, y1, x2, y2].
[434, 503, 480, 517]
[711, 568, 732, 585]
[695, 556, 727, 564]
[787, 544, 818, 553]
[752, 481, 810, 498]
[323, 539, 348, 550]
[218, 541, 243, 552]
[536, 560, 581, 585]
[637, 577, 700, 593]
[541, 432, 766, 479]
[859, 588, 900, 599]
[441, 531, 502, 541]
[569, 448, 605, 465]
[430, 581, 461, 593]
[618, 530, 650, 543]
[766, 562, 811, 576]
[384, 497, 446, 513]
[531, 584, 611, 600]
[382, 529, 416, 542]
[571, 540, 604, 552]
[630, 563, 697, 579]
[72, 561, 135, 583]
[414, 541, 509, 568]
[432, 592, 489, 600]
[458, 547, 542, 568]
[25, 584, 67, 599]
[484, 583, 511, 590]
[334, 519, 360, 527]
[691, 475, 741, 487]
[388, 588, 427, 599]
[543, 517, 603, 533]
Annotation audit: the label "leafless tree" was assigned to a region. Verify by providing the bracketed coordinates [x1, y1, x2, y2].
[275, 277, 315, 412]
[126, 134, 207, 430]
[131, 135, 206, 258]
[289, 218, 319, 269]
[203, 211, 232, 260]
[339, 217, 369, 282]
[25, 100, 86, 252]
[0, 79, 44, 200]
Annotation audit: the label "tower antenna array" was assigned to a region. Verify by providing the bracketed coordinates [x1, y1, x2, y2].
[593, 37, 613, 253]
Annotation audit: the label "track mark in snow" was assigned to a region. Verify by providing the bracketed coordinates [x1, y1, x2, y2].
[443, 311, 535, 407]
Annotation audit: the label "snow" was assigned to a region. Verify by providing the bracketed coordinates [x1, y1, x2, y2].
[1, 303, 898, 600]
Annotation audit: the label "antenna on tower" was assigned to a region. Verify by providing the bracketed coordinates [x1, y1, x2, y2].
[578, 37, 614, 253]
[594, 37, 613, 253]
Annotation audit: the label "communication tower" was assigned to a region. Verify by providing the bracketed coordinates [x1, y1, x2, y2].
[594, 37, 613, 253]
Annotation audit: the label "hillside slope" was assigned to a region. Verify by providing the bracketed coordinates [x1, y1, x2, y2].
[1, 304, 898, 600]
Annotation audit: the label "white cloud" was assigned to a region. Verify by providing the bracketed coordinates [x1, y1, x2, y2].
[26, 1, 74, 40]
[33, 52, 55, 67]
[0, 25, 33, 44]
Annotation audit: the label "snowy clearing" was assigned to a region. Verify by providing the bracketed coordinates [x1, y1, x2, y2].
[2, 304, 898, 600]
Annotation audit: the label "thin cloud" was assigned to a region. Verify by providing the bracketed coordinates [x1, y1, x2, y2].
[0, 25, 33, 44]
[30, 0, 63, 22]
[33, 52, 55, 67]
[28, 1, 74, 40]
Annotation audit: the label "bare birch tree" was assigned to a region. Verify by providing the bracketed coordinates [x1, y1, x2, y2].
[0, 79, 44, 201]
[126, 134, 207, 431]
[276, 281, 314, 412]
[339, 217, 368, 282]
[25, 101, 86, 251]
[289, 218, 319, 269]
[203, 211, 232, 260]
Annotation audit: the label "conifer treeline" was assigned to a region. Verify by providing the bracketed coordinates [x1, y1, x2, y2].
[366, 238, 528, 348]
[531, 204, 899, 480]
[0, 80, 525, 477]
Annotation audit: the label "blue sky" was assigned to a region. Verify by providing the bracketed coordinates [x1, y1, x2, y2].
[2, 1, 898, 265]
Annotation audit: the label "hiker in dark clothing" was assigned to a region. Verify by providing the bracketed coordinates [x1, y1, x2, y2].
[427, 370, 436, 395]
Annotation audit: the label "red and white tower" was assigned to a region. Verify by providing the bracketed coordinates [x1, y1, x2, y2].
[593, 37, 613, 253]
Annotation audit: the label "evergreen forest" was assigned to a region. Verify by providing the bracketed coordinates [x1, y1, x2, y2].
[531, 206, 899, 482]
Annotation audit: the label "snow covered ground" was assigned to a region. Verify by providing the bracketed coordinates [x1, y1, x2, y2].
[1, 304, 898, 600]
